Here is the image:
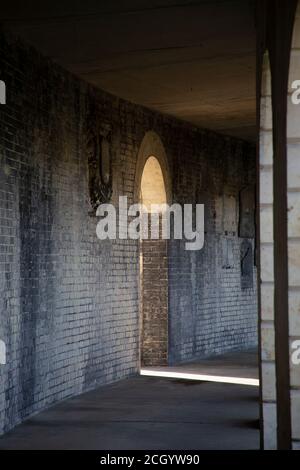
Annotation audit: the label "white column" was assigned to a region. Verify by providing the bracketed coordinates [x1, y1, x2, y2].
[287, 1, 300, 449]
[260, 52, 277, 450]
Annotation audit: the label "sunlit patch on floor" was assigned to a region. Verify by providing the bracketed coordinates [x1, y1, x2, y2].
[140, 369, 259, 387]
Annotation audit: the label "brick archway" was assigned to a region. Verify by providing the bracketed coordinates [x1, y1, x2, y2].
[135, 132, 172, 367]
[134, 131, 172, 206]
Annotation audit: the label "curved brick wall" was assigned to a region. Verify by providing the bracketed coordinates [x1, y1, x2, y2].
[0, 29, 257, 434]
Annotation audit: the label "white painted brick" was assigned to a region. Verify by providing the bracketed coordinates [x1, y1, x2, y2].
[288, 241, 300, 287]
[261, 283, 274, 321]
[263, 403, 277, 450]
[288, 144, 300, 189]
[260, 130, 273, 166]
[262, 361, 276, 401]
[260, 206, 273, 244]
[261, 323, 275, 361]
[291, 390, 300, 440]
[260, 244, 274, 283]
[289, 290, 300, 336]
[260, 168, 273, 205]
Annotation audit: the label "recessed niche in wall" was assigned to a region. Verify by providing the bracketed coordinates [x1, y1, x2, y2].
[239, 186, 255, 238]
[223, 194, 237, 233]
[222, 237, 234, 269]
[241, 239, 253, 289]
[85, 97, 113, 212]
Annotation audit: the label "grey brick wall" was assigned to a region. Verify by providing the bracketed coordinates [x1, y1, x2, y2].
[168, 135, 257, 364]
[0, 30, 257, 434]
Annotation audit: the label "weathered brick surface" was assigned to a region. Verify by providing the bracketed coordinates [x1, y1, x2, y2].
[0, 30, 257, 434]
[141, 235, 168, 367]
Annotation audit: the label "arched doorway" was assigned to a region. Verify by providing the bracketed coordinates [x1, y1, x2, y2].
[134, 132, 171, 367]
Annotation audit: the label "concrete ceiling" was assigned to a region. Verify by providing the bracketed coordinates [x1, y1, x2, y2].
[0, 0, 256, 141]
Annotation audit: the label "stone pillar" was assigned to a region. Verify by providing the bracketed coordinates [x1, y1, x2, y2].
[287, 2, 300, 449]
[259, 53, 277, 450]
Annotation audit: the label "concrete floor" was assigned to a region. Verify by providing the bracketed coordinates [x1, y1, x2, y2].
[0, 350, 260, 450]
